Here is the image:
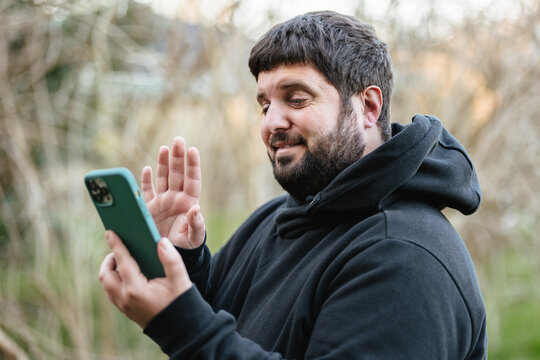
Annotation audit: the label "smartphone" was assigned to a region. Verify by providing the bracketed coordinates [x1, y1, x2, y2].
[84, 167, 165, 279]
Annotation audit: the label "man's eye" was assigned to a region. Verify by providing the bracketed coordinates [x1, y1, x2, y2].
[290, 98, 308, 107]
[261, 104, 269, 115]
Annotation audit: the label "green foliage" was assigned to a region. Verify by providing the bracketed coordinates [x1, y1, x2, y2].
[492, 301, 540, 359]
[486, 248, 540, 359]
[205, 211, 248, 253]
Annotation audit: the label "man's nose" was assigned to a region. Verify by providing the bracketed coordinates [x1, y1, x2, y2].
[262, 104, 291, 135]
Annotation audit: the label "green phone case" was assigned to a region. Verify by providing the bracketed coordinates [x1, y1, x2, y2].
[84, 167, 165, 279]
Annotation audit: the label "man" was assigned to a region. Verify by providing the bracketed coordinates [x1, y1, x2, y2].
[99, 11, 487, 359]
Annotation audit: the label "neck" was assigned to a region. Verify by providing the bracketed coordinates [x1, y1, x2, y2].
[362, 126, 385, 158]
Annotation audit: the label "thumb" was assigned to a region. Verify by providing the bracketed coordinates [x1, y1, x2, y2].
[157, 237, 189, 283]
[187, 205, 206, 248]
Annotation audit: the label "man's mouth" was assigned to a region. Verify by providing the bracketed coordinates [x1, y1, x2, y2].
[269, 134, 306, 154]
[272, 141, 301, 152]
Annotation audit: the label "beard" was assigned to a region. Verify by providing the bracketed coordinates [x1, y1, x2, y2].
[269, 108, 366, 203]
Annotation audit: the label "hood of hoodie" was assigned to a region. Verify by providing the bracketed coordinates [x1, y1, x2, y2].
[275, 115, 482, 239]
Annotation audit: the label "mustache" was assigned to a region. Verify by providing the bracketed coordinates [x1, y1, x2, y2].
[269, 132, 307, 147]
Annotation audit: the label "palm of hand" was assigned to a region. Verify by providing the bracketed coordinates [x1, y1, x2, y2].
[147, 191, 198, 248]
[141, 138, 205, 250]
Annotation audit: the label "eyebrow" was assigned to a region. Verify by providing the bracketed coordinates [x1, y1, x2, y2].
[256, 80, 316, 104]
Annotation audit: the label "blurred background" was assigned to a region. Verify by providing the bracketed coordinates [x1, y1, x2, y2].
[0, 0, 539, 358]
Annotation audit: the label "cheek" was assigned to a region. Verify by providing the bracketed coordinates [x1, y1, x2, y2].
[315, 112, 342, 135]
[260, 126, 270, 147]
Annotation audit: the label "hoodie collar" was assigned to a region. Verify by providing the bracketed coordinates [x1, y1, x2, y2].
[275, 115, 481, 239]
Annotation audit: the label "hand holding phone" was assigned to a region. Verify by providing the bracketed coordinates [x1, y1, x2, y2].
[100, 222, 193, 329]
[90, 137, 203, 328]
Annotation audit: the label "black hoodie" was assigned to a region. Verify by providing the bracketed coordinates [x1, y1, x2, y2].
[144, 115, 487, 359]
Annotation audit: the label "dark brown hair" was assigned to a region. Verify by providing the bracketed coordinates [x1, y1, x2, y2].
[248, 11, 393, 140]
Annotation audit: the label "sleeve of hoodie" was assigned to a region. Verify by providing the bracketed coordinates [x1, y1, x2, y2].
[144, 241, 290, 360]
[175, 238, 212, 297]
[305, 237, 486, 360]
[143, 286, 286, 359]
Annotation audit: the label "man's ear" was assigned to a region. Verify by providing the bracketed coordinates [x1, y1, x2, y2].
[360, 86, 382, 129]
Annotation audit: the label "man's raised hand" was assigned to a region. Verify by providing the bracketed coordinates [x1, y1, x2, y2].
[141, 137, 205, 249]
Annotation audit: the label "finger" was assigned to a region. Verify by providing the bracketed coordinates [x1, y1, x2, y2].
[156, 146, 170, 193]
[157, 237, 190, 284]
[187, 206, 206, 248]
[105, 231, 144, 284]
[99, 253, 122, 299]
[99, 252, 121, 284]
[184, 147, 201, 199]
[168, 137, 186, 191]
[141, 166, 156, 202]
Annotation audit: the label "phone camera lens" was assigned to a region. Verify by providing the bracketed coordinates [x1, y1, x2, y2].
[88, 178, 112, 204]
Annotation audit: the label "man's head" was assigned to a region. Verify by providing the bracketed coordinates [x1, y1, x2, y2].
[249, 10, 394, 140]
[250, 11, 393, 202]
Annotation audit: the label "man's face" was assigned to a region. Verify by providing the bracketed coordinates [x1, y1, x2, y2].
[256, 63, 366, 202]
